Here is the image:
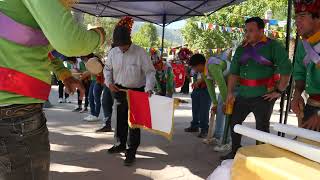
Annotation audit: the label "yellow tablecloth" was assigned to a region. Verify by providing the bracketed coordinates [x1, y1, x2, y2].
[231, 141, 320, 180]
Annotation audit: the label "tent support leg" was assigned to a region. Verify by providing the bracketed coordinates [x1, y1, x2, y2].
[161, 14, 166, 58]
[278, 0, 294, 136]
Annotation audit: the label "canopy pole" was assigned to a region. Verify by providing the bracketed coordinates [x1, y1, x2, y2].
[161, 14, 166, 58]
[282, 36, 299, 137]
[278, 0, 293, 136]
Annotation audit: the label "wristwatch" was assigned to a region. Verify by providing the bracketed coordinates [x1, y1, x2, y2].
[275, 89, 285, 95]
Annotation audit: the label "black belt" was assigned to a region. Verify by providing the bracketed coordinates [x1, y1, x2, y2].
[0, 104, 43, 119]
[115, 84, 145, 92]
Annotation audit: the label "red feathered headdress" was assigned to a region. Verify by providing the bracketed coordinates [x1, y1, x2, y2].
[178, 48, 193, 62]
[294, 0, 320, 15]
[117, 16, 134, 32]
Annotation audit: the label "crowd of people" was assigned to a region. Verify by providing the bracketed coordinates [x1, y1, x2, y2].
[0, 0, 319, 179]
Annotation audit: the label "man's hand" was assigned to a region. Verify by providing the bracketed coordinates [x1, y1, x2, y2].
[226, 93, 235, 106]
[192, 82, 199, 89]
[147, 90, 153, 97]
[263, 92, 281, 101]
[63, 76, 85, 100]
[109, 84, 120, 92]
[211, 106, 217, 113]
[302, 113, 320, 131]
[291, 94, 305, 116]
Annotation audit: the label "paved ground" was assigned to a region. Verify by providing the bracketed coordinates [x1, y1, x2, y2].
[46, 86, 298, 180]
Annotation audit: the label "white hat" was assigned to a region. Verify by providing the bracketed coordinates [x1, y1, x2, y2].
[85, 57, 103, 75]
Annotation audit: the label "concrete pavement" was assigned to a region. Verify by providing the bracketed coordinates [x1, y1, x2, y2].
[46, 86, 298, 180]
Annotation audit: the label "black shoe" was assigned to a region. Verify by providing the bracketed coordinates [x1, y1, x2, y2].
[184, 127, 199, 133]
[108, 145, 126, 154]
[124, 150, 136, 166]
[197, 130, 208, 138]
[96, 124, 112, 133]
[72, 107, 82, 112]
[220, 151, 236, 161]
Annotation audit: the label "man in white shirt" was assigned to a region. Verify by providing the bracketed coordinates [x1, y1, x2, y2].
[104, 19, 156, 166]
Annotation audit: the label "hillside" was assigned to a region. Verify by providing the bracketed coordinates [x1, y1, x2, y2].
[132, 22, 184, 46]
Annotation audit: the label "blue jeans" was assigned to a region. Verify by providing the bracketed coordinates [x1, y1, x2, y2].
[191, 88, 211, 131]
[89, 81, 103, 117]
[102, 85, 113, 123]
[213, 95, 225, 139]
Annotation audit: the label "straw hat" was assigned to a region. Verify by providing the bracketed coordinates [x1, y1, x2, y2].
[85, 57, 103, 75]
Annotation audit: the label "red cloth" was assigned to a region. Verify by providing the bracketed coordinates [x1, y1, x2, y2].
[127, 90, 152, 129]
[310, 95, 320, 102]
[240, 74, 280, 90]
[96, 72, 105, 85]
[0, 67, 50, 100]
[171, 63, 186, 88]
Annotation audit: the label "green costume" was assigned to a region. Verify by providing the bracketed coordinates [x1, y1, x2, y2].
[65, 59, 87, 72]
[0, 0, 102, 105]
[203, 56, 229, 106]
[293, 32, 320, 124]
[230, 38, 292, 97]
[155, 62, 174, 97]
[293, 33, 320, 95]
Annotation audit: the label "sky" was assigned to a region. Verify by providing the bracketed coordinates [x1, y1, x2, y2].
[166, 20, 186, 29]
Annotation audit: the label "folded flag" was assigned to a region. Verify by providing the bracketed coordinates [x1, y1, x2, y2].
[127, 90, 178, 140]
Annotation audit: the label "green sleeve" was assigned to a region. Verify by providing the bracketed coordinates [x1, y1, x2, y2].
[192, 74, 197, 83]
[49, 58, 71, 81]
[155, 74, 161, 92]
[230, 47, 242, 75]
[166, 70, 174, 95]
[79, 62, 87, 72]
[272, 40, 292, 75]
[21, 0, 100, 56]
[293, 40, 307, 81]
[208, 64, 227, 102]
[202, 74, 218, 106]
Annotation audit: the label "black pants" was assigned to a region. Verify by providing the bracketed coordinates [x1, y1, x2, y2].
[180, 78, 190, 94]
[0, 104, 50, 180]
[77, 80, 91, 108]
[58, 80, 69, 99]
[231, 96, 276, 153]
[303, 103, 320, 132]
[113, 85, 144, 153]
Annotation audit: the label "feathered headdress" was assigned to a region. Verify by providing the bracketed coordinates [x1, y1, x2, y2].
[60, 0, 78, 8]
[117, 16, 134, 32]
[178, 48, 193, 63]
[294, 0, 320, 15]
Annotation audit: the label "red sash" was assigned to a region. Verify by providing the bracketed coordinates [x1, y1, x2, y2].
[310, 95, 320, 102]
[0, 67, 51, 100]
[240, 74, 280, 91]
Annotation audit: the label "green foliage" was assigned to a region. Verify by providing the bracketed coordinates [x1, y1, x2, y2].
[182, 0, 289, 50]
[132, 23, 158, 47]
[83, 14, 117, 57]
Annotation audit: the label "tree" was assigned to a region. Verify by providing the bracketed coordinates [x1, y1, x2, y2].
[132, 23, 158, 48]
[83, 15, 118, 57]
[181, 0, 289, 52]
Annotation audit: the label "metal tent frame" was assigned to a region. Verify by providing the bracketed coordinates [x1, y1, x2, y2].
[74, 0, 297, 135]
[73, 0, 245, 54]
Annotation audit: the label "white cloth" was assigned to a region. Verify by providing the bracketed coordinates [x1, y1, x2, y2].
[207, 160, 233, 180]
[104, 44, 156, 92]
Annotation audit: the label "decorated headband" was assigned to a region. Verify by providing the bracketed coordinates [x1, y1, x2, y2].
[117, 16, 134, 32]
[60, 0, 78, 8]
[178, 48, 193, 62]
[294, 0, 320, 15]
